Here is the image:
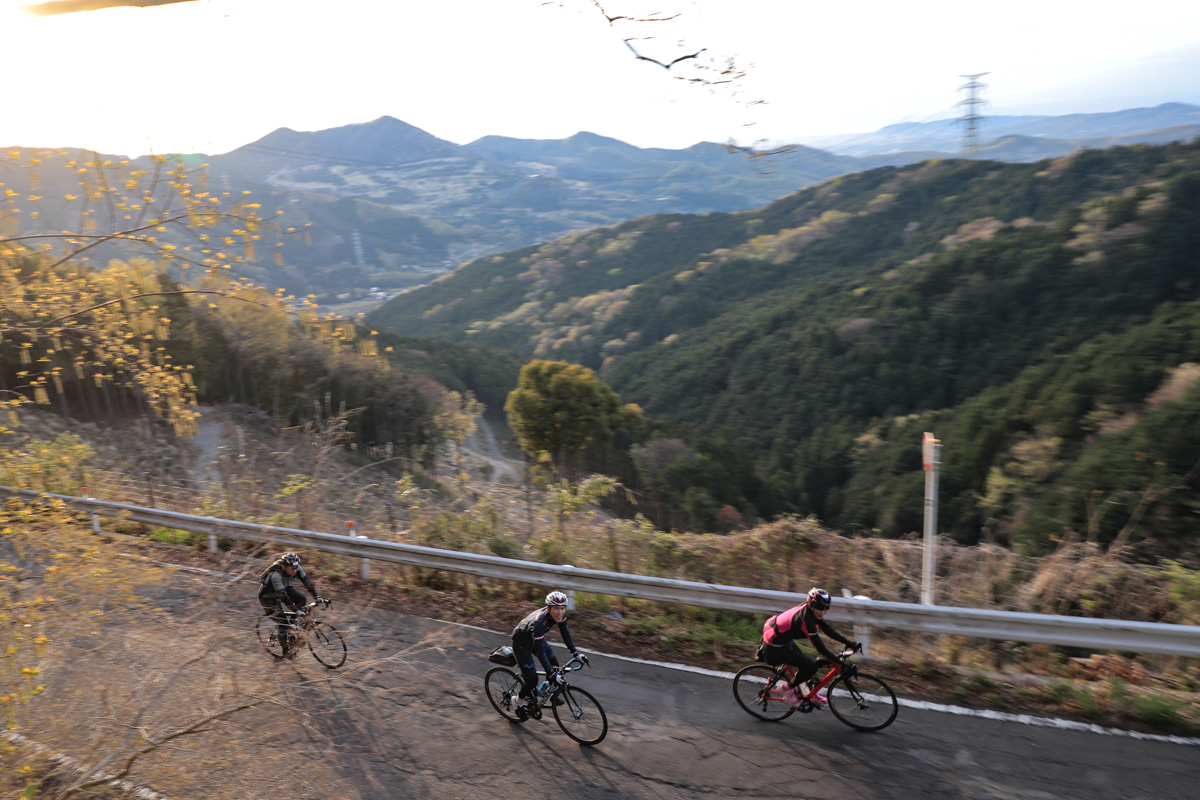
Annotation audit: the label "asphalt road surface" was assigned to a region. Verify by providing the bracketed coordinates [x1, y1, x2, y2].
[353, 612, 1197, 800]
[33, 583, 1198, 800]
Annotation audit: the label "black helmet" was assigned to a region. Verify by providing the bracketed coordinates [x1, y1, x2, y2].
[281, 552, 301, 567]
[807, 587, 831, 610]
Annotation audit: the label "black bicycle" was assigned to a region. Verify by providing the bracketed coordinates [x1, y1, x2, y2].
[485, 653, 608, 745]
[256, 600, 347, 669]
[732, 645, 898, 731]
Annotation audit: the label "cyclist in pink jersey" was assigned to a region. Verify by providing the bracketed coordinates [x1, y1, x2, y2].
[760, 587, 857, 707]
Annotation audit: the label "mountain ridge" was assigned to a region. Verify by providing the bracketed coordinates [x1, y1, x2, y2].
[6, 103, 1197, 309]
[799, 102, 1200, 155]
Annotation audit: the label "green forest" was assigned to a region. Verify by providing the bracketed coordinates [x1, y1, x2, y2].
[368, 142, 1200, 558]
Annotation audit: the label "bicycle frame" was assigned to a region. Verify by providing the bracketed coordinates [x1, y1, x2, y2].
[278, 601, 325, 641]
[778, 654, 845, 698]
[528, 656, 587, 714]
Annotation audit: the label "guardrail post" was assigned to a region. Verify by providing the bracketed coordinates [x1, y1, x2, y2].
[82, 488, 101, 534]
[563, 565, 577, 610]
[205, 515, 219, 552]
[842, 589, 873, 658]
[853, 595, 872, 658]
[349, 522, 369, 580]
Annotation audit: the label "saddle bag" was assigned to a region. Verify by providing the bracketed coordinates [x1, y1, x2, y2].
[488, 645, 517, 667]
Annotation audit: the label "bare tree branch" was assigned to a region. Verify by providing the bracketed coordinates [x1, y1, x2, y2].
[583, 0, 679, 25]
[622, 37, 704, 69]
[721, 141, 799, 159]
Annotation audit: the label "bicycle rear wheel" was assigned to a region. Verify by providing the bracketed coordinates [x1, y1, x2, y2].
[256, 614, 286, 658]
[732, 664, 795, 721]
[307, 621, 347, 669]
[827, 672, 898, 731]
[553, 686, 607, 745]
[485, 667, 527, 723]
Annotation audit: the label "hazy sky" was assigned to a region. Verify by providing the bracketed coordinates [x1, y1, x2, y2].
[3, 0, 1198, 156]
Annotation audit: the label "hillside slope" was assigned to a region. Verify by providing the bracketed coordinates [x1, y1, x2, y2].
[368, 141, 1200, 552]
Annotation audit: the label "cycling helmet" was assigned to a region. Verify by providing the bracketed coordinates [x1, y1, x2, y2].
[807, 587, 832, 610]
[281, 552, 301, 567]
[545, 591, 569, 607]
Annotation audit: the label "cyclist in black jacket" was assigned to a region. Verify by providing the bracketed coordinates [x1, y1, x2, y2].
[511, 591, 588, 712]
[258, 552, 326, 658]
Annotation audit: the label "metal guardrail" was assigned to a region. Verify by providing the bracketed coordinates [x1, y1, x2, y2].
[5, 486, 1199, 657]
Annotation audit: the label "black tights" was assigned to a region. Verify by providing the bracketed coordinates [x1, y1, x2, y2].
[761, 640, 817, 687]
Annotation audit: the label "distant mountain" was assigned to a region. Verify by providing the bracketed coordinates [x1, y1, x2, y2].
[800, 102, 1200, 157]
[9, 104, 1200, 306]
[207, 117, 864, 221]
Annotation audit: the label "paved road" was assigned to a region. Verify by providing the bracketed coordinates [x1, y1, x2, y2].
[33, 584, 1198, 800]
[348, 611, 1196, 800]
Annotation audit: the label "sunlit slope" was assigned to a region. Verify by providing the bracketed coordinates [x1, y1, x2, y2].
[368, 142, 1200, 547]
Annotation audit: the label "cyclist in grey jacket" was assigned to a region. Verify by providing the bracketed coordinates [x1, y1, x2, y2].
[258, 552, 325, 657]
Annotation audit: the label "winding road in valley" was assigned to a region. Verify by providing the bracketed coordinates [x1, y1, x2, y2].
[462, 417, 524, 484]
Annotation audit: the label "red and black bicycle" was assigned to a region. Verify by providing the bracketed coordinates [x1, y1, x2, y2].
[732, 644, 898, 731]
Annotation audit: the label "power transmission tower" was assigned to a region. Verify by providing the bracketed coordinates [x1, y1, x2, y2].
[352, 229, 366, 269]
[956, 73, 989, 157]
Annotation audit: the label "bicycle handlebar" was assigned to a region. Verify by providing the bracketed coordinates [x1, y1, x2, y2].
[555, 656, 589, 675]
[301, 599, 332, 611]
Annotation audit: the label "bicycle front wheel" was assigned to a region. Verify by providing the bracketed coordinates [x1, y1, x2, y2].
[307, 621, 347, 669]
[256, 614, 286, 658]
[732, 664, 795, 721]
[485, 667, 527, 723]
[553, 686, 607, 745]
[827, 671, 898, 731]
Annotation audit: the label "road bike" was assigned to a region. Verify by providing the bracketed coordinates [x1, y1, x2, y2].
[256, 600, 347, 669]
[485, 654, 608, 745]
[732, 644, 898, 731]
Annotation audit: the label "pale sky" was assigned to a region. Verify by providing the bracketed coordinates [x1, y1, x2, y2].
[2, 0, 1198, 157]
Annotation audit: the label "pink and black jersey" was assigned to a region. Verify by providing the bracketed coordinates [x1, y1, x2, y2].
[763, 601, 849, 661]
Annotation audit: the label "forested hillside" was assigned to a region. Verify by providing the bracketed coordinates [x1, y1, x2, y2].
[368, 142, 1200, 557]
